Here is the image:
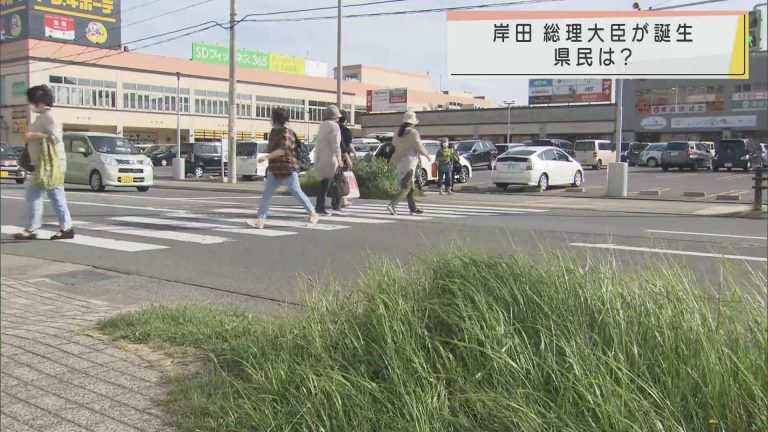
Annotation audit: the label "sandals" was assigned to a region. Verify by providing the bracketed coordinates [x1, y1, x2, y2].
[13, 230, 37, 240]
[50, 228, 75, 240]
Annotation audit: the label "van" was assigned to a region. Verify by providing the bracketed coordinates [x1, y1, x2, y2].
[712, 139, 750, 172]
[660, 141, 712, 171]
[236, 140, 269, 180]
[180, 142, 226, 178]
[63, 132, 154, 192]
[574, 139, 615, 170]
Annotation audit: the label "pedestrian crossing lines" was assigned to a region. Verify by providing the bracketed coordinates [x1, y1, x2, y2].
[2, 203, 546, 253]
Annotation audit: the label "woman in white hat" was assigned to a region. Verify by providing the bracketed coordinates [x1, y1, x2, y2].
[387, 111, 429, 215]
[314, 105, 343, 215]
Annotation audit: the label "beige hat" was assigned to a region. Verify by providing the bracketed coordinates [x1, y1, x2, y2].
[323, 104, 342, 120]
[402, 111, 419, 125]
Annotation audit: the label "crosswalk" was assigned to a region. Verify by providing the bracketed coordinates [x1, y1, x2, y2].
[1, 203, 547, 253]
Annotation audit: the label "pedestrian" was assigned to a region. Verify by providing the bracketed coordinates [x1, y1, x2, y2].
[338, 112, 355, 208]
[448, 142, 459, 193]
[435, 137, 454, 195]
[246, 108, 318, 229]
[13, 85, 74, 240]
[314, 105, 343, 215]
[386, 111, 429, 215]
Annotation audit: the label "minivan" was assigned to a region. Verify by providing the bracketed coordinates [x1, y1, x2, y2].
[712, 139, 750, 172]
[180, 142, 226, 178]
[660, 141, 712, 171]
[63, 132, 154, 192]
[574, 139, 615, 170]
[236, 140, 269, 180]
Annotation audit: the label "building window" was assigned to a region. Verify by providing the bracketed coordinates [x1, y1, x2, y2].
[49, 75, 116, 109]
[255, 96, 304, 121]
[122, 82, 189, 113]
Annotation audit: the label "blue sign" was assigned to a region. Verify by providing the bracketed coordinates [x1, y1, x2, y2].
[529, 79, 553, 88]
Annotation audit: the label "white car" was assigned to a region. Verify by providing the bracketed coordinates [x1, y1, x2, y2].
[638, 142, 667, 167]
[491, 146, 583, 192]
[235, 140, 269, 180]
[64, 132, 154, 192]
[351, 138, 381, 159]
[418, 140, 472, 187]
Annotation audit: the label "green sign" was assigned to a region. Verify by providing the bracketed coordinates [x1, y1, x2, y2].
[11, 81, 26, 97]
[192, 43, 269, 70]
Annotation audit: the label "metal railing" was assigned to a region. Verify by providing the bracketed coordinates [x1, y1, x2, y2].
[753, 167, 768, 212]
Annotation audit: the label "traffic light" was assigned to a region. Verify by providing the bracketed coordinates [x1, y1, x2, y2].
[749, 10, 761, 51]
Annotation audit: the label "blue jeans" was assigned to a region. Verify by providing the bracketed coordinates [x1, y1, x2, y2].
[437, 162, 453, 190]
[257, 171, 314, 219]
[25, 182, 72, 231]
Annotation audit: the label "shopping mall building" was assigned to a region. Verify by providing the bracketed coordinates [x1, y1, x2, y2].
[0, 39, 490, 147]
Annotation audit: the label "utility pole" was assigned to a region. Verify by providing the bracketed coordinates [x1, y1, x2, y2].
[227, 0, 237, 184]
[503, 100, 515, 143]
[336, 0, 342, 107]
[172, 72, 184, 180]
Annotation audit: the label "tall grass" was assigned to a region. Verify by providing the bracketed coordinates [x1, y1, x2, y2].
[98, 251, 767, 432]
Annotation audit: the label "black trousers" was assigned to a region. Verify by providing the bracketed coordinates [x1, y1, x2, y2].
[316, 178, 341, 212]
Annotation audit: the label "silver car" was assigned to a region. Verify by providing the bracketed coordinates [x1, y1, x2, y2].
[660, 141, 713, 171]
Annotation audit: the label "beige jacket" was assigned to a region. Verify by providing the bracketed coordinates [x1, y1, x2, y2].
[27, 108, 66, 164]
[389, 128, 427, 179]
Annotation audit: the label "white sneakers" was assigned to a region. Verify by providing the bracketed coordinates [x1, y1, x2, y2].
[246, 218, 265, 229]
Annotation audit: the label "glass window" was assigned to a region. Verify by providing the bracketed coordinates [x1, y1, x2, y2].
[554, 150, 571, 161]
[539, 149, 556, 161]
[91, 136, 141, 154]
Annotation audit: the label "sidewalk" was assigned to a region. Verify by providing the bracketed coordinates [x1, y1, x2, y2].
[0, 278, 176, 432]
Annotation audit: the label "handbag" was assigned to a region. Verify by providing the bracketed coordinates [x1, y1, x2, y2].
[20, 144, 34, 172]
[327, 168, 350, 198]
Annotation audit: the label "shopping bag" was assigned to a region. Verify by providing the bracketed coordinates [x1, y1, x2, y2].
[344, 171, 360, 199]
[328, 168, 350, 198]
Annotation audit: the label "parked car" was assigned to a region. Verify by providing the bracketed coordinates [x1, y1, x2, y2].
[150, 148, 177, 166]
[370, 139, 472, 187]
[711, 139, 753, 172]
[491, 147, 584, 192]
[626, 142, 649, 166]
[528, 138, 575, 157]
[638, 142, 667, 167]
[236, 140, 269, 180]
[0, 141, 27, 184]
[573, 139, 615, 170]
[351, 138, 381, 159]
[660, 141, 712, 171]
[63, 132, 154, 192]
[179, 142, 226, 178]
[452, 139, 497, 169]
[495, 143, 525, 155]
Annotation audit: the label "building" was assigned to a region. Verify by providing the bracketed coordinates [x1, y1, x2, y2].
[0, 39, 491, 147]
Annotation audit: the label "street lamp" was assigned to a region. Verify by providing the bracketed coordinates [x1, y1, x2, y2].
[503, 100, 515, 143]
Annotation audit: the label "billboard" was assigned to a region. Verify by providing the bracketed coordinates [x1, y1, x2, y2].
[269, 53, 305, 75]
[191, 43, 329, 77]
[448, 10, 749, 79]
[366, 88, 408, 113]
[1, 0, 121, 48]
[528, 79, 611, 105]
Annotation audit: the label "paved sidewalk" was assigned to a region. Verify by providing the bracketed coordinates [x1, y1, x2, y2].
[0, 278, 176, 432]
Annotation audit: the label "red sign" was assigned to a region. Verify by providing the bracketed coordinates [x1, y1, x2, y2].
[366, 90, 373, 113]
[44, 15, 75, 41]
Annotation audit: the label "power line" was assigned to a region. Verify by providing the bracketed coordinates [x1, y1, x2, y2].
[123, 0, 215, 28]
[238, 0, 410, 23]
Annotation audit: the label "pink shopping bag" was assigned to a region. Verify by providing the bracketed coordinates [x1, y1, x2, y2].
[344, 171, 360, 199]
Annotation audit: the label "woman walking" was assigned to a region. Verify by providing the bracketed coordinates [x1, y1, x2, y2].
[386, 111, 429, 215]
[435, 137, 454, 195]
[247, 108, 318, 229]
[314, 105, 343, 215]
[13, 85, 74, 240]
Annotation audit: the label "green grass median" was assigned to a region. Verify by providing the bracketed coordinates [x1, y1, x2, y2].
[97, 252, 767, 432]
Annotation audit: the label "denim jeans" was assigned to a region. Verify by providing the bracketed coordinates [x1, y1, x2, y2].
[25, 182, 72, 231]
[437, 162, 453, 190]
[257, 171, 314, 219]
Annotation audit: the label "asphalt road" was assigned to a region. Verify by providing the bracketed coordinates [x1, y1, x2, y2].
[1, 184, 765, 310]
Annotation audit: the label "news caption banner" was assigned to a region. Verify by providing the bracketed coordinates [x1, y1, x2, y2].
[447, 10, 749, 78]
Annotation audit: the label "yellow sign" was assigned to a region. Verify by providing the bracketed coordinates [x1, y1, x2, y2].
[34, 0, 116, 22]
[85, 21, 107, 44]
[269, 54, 305, 75]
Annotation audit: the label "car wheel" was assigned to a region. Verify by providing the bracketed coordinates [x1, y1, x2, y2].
[136, 186, 150, 192]
[592, 159, 602, 170]
[572, 170, 583, 187]
[537, 173, 549, 192]
[160, 159, 168, 167]
[647, 158, 658, 168]
[457, 166, 470, 183]
[661, 165, 669, 172]
[415, 168, 428, 189]
[495, 183, 508, 190]
[89, 171, 105, 192]
[15, 177, 25, 184]
[193, 166, 205, 178]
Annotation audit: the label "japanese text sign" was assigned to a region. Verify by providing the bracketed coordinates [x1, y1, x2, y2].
[192, 43, 270, 70]
[447, 11, 749, 79]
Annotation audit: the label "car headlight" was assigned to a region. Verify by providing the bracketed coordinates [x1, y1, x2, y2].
[100, 155, 117, 166]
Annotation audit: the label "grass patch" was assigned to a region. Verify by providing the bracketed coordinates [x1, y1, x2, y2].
[97, 252, 767, 431]
[300, 158, 403, 200]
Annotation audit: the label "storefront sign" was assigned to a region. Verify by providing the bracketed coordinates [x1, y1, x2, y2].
[11, 80, 26, 96]
[448, 10, 750, 79]
[11, 110, 26, 134]
[731, 91, 768, 111]
[640, 116, 668, 130]
[527, 79, 611, 105]
[671, 115, 757, 128]
[269, 53, 305, 75]
[192, 43, 269, 70]
[366, 88, 408, 113]
[43, 14, 75, 40]
[28, 0, 120, 48]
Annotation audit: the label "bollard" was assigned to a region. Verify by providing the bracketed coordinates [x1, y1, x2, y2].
[754, 167, 766, 212]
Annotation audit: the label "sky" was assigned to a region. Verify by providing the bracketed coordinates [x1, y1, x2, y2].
[122, 0, 761, 106]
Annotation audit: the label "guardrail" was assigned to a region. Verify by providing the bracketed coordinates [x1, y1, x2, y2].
[753, 167, 767, 211]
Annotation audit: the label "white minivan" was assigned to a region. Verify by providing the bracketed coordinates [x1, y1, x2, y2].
[235, 140, 269, 180]
[64, 132, 154, 192]
[574, 139, 615, 170]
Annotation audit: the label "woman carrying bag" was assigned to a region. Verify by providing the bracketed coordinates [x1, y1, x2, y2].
[13, 85, 74, 241]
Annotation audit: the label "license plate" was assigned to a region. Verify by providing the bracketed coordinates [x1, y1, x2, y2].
[581, 159, 589, 163]
[119, 175, 134, 183]
[670, 152, 679, 156]
[724, 163, 733, 167]
[0, 171, 8, 178]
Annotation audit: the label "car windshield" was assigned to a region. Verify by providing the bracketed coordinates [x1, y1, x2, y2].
[90, 136, 141, 154]
[0, 143, 12, 156]
[666, 142, 689, 151]
[355, 144, 378, 153]
[716, 140, 746, 152]
[455, 142, 476, 152]
[424, 143, 442, 155]
[574, 141, 595, 151]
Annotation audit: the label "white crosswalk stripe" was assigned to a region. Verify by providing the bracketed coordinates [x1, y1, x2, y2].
[3, 203, 547, 252]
